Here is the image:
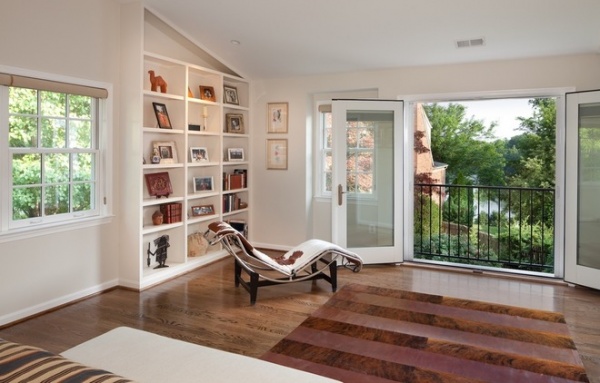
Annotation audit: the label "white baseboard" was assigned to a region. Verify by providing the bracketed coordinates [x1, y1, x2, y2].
[0, 279, 119, 327]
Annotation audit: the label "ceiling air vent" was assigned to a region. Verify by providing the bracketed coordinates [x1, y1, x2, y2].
[456, 38, 485, 48]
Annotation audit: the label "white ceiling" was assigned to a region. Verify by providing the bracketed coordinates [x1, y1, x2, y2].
[143, 0, 600, 79]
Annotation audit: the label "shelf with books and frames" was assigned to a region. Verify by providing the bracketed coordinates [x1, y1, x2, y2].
[121, 7, 251, 289]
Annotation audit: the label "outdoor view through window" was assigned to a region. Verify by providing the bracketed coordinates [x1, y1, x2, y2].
[413, 97, 557, 274]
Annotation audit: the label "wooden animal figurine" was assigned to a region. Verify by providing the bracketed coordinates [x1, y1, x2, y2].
[148, 70, 167, 93]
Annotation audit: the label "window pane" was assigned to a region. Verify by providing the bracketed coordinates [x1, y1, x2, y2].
[69, 120, 92, 148]
[69, 95, 92, 119]
[45, 153, 69, 183]
[9, 87, 37, 114]
[12, 187, 41, 220]
[73, 183, 93, 211]
[347, 173, 357, 193]
[347, 127, 358, 147]
[357, 173, 373, 193]
[325, 126, 332, 149]
[357, 151, 373, 172]
[41, 117, 66, 148]
[325, 172, 332, 192]
[9, 115, 38, 147]
[324, 150, 332, 172]
[12, 153, 41, 185]
[358, 127, 374, 148]
[40, 91, 66, 117]
[44, 184, 70, 215]
[73, 153, 93, 181]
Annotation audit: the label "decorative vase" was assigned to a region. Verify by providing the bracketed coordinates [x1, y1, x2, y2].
[152, 210, 163, 225]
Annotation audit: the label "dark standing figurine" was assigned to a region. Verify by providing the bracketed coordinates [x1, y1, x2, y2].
[147, 235, 170, 269]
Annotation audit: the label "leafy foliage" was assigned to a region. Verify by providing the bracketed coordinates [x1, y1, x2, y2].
[416, 99, 557, 273]
[9, 87, 96, 221]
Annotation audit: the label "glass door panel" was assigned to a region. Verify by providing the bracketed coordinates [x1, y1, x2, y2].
[565, 90, 600, 289]
[332, 100, 402, 264]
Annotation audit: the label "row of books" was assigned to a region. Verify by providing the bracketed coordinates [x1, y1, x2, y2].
[160, 202, 182, 223]
[223, 194, 243, 213]
[223, 169, 247, 190]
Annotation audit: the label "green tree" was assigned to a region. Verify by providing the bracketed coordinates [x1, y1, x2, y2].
[510, 98, 556, 188]
[424, 103, 507, 186]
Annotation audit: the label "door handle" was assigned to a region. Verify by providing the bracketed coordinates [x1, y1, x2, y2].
[338, 184, 345, 206]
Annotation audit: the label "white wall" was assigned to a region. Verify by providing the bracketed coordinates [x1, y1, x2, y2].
[0, 0, 122, 325]
[250, 54, 600, 249]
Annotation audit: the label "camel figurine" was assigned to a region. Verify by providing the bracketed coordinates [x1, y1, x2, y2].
[148, 70, 167, 93]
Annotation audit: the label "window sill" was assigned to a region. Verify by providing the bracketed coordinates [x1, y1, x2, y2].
[0, 215, 115, 244]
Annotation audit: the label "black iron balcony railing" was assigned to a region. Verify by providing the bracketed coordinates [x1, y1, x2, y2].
[414, 183, 555, 273]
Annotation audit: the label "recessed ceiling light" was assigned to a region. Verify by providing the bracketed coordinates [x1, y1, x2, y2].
[230, 40, 241, 46]
[456, 37, 485, 48]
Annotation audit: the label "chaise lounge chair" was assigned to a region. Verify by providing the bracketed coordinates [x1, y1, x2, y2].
[205, 221, 363, 304]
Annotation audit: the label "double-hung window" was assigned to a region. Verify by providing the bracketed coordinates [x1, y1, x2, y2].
[1, 71, 109, 234]
[317, 103, 376, 197]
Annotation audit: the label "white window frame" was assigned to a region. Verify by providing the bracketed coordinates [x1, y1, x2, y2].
[0, 65, 113, 242]
[316, 102, 332, 198]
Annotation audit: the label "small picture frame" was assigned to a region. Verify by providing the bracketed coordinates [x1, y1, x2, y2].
[193, 176, 214, 192]
[223, 85, 239, 105]
[145, 172, 173, 198]
[228, 148, 245, 162]
[199, 86, 216, 102]
[266, 139, 288, 170]
[153, 141, 178, 164]
[191, 204, 215, 217]
[267, 102, 288, 133]
[226, 114, 244, 134]
[152, 102, 172, 129]
[190, 147, 209, 162]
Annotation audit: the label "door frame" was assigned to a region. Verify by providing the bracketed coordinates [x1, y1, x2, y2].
[402, 88, 570, 278]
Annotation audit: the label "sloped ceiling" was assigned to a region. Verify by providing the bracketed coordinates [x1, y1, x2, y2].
[143, 0, 600, 79]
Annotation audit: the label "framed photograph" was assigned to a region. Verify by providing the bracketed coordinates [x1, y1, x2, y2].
[267, 102, 288, 133]
[152, 102, 172, 129]
[153, 141, 178, 164]
[266, 139, 288, 170]
[191, 204, 215, 217]
[227, 148, 245, 162]
[199, 86, 216, 102]
[145, 172, 173, 198]
[226, 113, 245, 134]
[223, 85, 239, 105]
[190, 147, 209, 162]
[193, 176, 214, 192]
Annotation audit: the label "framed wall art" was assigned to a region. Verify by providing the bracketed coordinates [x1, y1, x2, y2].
[190, 147, 209, 162]
[152, 102, 172, 129]
[226, 113, 244, 134]
[193, 176, 214, 192]
[266, 139, 288, 170]
[223, 85, 239, 105]
[153, 141, 178, 164]
[227, 148, 245, 162]
[267, 102, 288, 133]
[199, 86, 216, 102]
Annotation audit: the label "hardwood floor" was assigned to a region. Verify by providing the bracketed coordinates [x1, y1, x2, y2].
[2, 257, 600, 382]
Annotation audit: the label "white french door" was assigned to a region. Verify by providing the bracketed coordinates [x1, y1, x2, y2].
[565, 90, 600, 289]
[331, 100, 403, 264]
